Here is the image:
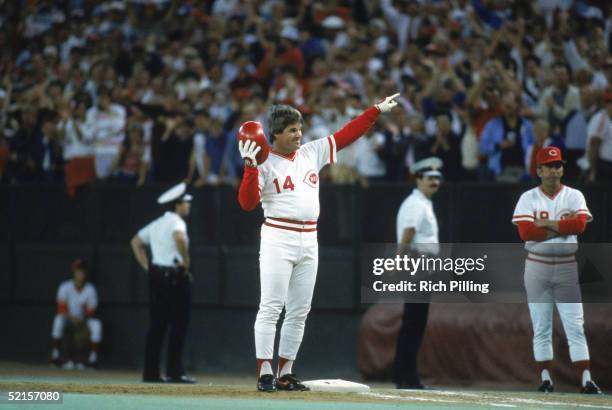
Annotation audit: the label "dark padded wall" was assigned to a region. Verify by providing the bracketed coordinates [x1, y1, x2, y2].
[0, 243, 9, 302]
[1, 182, 610, 374]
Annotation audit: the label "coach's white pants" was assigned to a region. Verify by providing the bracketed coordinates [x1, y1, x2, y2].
[255, 224, 318, 360]
[52, 314, 103, 343]
[524, 259, 589, 362]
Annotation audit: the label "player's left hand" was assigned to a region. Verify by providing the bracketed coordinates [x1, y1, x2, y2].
[375, 93, 401, 113]
[239, 140, 262, 168]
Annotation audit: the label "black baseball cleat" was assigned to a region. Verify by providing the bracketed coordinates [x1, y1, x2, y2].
[580, 380, 602, 394]
[538, 380, 554, 392]
[257, 374, 277, 392]
[51, 358, 62, 368]
[397, 383, 425, 390]
[166, 375, 196, 384]
[276, 374, 310, 391]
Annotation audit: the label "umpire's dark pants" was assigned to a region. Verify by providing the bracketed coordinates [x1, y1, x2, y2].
[393, 303, 429, 387]
[143, 265, 191, 380]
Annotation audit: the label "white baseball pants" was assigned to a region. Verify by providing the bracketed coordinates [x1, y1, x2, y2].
[524, 258, 589, 362]
[254, 223, 318, 360]
[52, 314, 103, 343]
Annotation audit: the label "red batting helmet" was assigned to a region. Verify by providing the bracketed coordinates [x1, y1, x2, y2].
[237, 121, 270, 164]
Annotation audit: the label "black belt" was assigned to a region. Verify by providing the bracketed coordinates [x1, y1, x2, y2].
[150, 264, 184, 275]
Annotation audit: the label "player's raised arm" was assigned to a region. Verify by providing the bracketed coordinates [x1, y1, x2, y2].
[333, 93, 400, 151]
[237, 122, 269, 211]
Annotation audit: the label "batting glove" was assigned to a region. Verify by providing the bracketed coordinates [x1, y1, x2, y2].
[375, 93, 401, 113]
[239, 140, 262, 168]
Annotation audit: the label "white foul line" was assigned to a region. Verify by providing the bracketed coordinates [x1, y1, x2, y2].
[360, 390, 612, 409]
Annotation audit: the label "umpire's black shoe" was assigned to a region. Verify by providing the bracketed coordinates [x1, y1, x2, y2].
[581, 380, 602, 394]
[397, 383, 425, 390]
[142, 376, 167, 383]
[538, 380, 554, 392]
[276, 374, 310, 391]
[257, 374, 277, 392]
[167, 375, 197, 384]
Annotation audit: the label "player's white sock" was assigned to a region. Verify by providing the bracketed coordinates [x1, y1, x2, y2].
[259, 361, 273, 377]
[541, 369, 552, 382]
[52, 349, 60, 360]
[279, 360, 293, 377]
[582, 370, 591, 386]
[88, 351, 97, 363]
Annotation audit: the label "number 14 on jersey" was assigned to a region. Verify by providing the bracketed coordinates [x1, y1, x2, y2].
[273, 176, 295, 193]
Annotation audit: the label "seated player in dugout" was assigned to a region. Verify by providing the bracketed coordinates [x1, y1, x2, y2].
[50, 259, 101, 369]
[237, 93, 401, 392]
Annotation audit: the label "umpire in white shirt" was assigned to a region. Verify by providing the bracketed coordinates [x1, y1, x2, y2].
[131, 182, 195, 384]
[394, 157, 442, 389]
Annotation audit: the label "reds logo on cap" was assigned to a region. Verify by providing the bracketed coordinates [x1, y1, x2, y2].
[536, 146, 564, 165]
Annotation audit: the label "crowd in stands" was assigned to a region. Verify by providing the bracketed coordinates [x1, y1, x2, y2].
[1, 0, 611, 192]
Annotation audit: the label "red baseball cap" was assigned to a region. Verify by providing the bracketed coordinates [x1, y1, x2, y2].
[71, 258, 88, 272]
[536, 146, 565, 166]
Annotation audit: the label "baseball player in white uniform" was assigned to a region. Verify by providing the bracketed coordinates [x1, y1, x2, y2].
[512, 146, 601, 394]
[51, 259, 101, 369]
[394, 157, 442, 389]
[238, 94, 400, 391]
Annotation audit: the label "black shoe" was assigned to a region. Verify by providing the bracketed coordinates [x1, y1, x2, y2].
[581, 380, 602, 394]
[257, 374, 276, 392]
[51, 358, 62, 368]
[538, 380, 554, 393]
[87, 360, 99, 369]
[276, 374, 310, 391]
[143, 376, 167, 383]
[397, 383, 425, 390]
[167, 375, 196, 384]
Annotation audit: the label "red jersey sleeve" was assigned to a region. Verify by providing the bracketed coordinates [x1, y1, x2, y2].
[517, 221, 549, 241]
[333, 106, 381, 151]
[57, 302, 67, 315]
[238, 166, 260, 211]
[557, 214, 587, 235]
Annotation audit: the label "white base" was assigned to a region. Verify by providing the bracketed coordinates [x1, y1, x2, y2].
[302, 379, 371, 393]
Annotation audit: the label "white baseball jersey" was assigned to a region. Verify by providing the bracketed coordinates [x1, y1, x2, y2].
[138, 211, 188, 266]
[56, 280, 98, 320]
[512, 185, 592, 254]
[257, 136, 337, 226]
[396, 188, 439, 255]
